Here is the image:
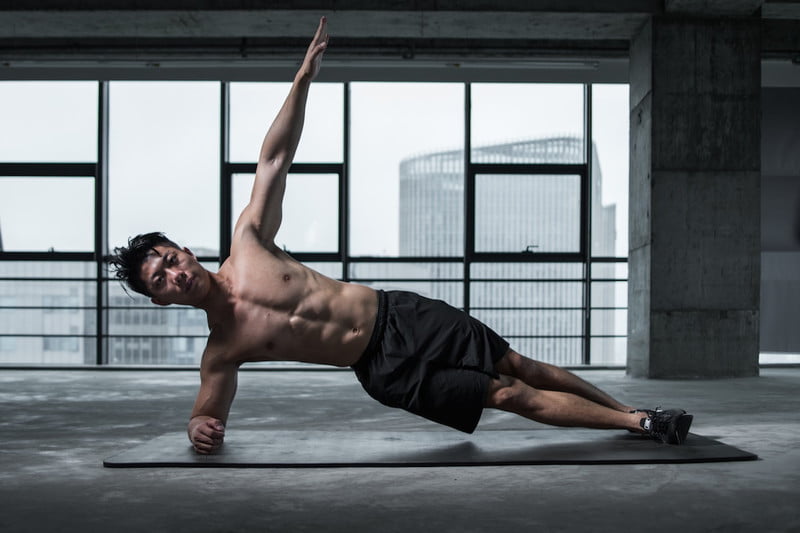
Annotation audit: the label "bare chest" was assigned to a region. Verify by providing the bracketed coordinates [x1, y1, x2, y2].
[228, 302, 294, 360]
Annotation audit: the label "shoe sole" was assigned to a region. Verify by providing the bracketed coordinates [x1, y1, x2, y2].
[669, 414, 693, 445]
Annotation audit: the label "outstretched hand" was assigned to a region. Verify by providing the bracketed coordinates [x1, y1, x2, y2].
[299, 16, 329, 81]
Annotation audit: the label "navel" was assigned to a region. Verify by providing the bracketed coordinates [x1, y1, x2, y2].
[265, 341, 275, 351]
[352, 327, 360, 335]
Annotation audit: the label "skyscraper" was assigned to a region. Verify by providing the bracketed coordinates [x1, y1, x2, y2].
[398, 137, 617, 365]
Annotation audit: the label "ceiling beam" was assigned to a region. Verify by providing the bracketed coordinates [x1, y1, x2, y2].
[1, 9, 652, 41]
[664, 0, 764, 16]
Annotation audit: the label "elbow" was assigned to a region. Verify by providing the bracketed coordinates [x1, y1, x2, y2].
[259, 152, 288, 169]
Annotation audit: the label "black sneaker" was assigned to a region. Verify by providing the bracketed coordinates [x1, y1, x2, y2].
[640, 408, 693, 445]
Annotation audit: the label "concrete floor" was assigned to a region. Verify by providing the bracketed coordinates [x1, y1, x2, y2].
[0, 367, 798, 533]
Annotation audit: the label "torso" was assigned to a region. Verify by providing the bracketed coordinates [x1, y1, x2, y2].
[207, 232, 378, 368]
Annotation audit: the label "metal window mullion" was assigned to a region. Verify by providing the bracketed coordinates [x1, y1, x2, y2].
[96, 80, 110, 365]
[583, 83, 592, 365]
[470, 163, 584, 175]
[341, 82, 351, 282]
[0, 162, 96, 176]
[464, 83, 472, 315]
[220, 81, 232, 262]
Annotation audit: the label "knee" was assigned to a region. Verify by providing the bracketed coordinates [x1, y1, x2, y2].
[496, 349, 538, 377]
[486, 375, 528, 409]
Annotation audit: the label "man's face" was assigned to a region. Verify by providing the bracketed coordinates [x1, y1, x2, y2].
[139, 245, 209, 307]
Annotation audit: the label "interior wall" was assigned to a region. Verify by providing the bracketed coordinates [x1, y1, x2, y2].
[760, 87, 800, 353]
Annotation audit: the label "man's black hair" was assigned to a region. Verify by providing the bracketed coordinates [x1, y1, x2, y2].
[108, 232, 181, 297]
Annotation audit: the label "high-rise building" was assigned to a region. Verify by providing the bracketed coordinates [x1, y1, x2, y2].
[398, 137, 617, 365]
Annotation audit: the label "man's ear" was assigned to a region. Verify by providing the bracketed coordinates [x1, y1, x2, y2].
[151, 297, 170, 307]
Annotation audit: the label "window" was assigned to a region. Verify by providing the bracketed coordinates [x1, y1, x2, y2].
[474, 174, 582, 254]
[108, 82, 220, 255]
[0, 177, 95, 252]
[471, 84, 584, 164]
[229, 83, 343, 163]
[591, 84, 629, 258]
[0, 78, 630, 367]
[0, 81, 98, 163]
[350, 83, 464, 257]
[232, 172, 339, 253]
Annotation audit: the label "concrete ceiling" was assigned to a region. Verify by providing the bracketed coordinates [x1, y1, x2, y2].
[1, 1, 798, 73]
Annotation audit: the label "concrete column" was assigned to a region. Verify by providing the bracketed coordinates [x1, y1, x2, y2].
[628, 16, 761, 378]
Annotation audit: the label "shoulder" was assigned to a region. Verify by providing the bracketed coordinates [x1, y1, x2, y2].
[230, 218, 281, 258]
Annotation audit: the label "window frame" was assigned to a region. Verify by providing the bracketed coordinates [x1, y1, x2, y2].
[0, 80, 630, 367]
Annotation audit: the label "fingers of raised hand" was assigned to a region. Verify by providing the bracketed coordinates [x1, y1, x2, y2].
[311, 17, 329, 51]
[315, 16, 327, 40]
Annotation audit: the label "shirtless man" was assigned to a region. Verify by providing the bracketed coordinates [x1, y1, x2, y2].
[109, 18, 693, 454]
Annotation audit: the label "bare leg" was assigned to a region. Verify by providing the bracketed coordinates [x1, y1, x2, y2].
[495, 350, 635, 413]
[485, 374, 645, 432]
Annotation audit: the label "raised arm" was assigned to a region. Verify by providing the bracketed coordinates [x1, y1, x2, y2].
[234, 17, 329, 248]
[187, 351, 239, 455]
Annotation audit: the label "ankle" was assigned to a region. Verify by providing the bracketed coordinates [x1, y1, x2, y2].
[631, 412, 648, 433]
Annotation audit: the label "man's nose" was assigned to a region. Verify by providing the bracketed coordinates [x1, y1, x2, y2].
[169, 270, 186, 286]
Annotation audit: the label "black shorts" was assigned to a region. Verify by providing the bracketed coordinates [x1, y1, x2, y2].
[352, 290, 510, 434]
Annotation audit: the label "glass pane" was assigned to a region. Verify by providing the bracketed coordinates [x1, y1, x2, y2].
[0, 261, 96, 279]
[349, 262, 462, 280]
[0, 336, 95, 365]
[471, 83, 584, 164]
[471, 262, 583, 279]
[107, 308, 208, 336]
[590, 309, 627, 336]
[472, 309, 582, 336]
[0, 81, 98, 162]
[357, 281, 463, 306]
[590, 337, 627, 366]
[509, 337, 583, 366]
[0, 280, 96, 307]
[470, 281, 583, 308]
[0, 309, 96, 335]
[0, 259, 97, 365]
[107, 336, 203, 365]
[592, 84, 629, 257]
[350, 83, 464, 256]
[591, 281, 627, 308]
[232, 173, 339, 253]
[590, 262, 628, 280]
[0, 177, 94, 252]
[109, 82, 220, 255]
[475, 174, 581, 253]
[229, 82, 343, 163]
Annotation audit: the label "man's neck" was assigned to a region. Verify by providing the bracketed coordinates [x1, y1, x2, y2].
[197, 271, 234, 329]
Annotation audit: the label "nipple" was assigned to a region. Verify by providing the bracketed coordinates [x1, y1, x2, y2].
[283, 274, 291, 282]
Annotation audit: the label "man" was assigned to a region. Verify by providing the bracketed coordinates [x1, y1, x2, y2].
[109, 18, 693, 454]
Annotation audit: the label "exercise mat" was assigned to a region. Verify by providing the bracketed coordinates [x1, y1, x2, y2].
[103, 429, 756, 468]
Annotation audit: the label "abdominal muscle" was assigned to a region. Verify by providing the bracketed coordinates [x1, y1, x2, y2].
[231, 264, 378, 368]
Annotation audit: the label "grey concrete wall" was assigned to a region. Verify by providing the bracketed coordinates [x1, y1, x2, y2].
[760, 87, 800, 353]
[628, 16, 761, 378]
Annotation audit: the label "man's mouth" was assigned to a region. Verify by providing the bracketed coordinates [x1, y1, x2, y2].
[185, 277, 194, 292]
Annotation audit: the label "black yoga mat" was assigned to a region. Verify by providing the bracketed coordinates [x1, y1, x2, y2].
[103, 429, 756, 468]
